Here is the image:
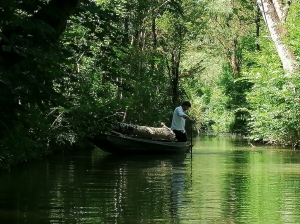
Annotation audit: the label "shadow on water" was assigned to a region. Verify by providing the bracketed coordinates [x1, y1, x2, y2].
[96, 152, 188, 167]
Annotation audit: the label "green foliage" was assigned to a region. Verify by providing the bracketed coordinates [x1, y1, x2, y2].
[1, 0, 212, 169]
[0, 0, 128, 169]
[247, 72, 300, 146]
[218, 64, 252, 133]
[286, 1, 300, 59]
[243, 23, 300, 146]
[2, 0, 300, 170]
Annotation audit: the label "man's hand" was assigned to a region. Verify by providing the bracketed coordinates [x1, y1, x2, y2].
[183, 115, 195, 122]
[187, 116, 195, 122]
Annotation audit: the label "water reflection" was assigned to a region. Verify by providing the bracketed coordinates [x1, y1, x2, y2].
[1, 136, 300, 223]
[93, 153, 189, 223]
[182, 136, 300, 223]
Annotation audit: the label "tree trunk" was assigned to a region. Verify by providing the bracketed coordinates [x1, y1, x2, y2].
[166, 49, 181, 107]
[230, 38, 240, 76]
[112, 122, 176, 141]
[255, 5, 261, 51]
[256, 0, 297, 74]
[43, 0, 80, 41]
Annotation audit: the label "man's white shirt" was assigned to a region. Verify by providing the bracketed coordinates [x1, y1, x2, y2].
[171, 106, 187, 132]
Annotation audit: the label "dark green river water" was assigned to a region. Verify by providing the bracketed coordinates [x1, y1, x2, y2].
[1, 135, 300, 223]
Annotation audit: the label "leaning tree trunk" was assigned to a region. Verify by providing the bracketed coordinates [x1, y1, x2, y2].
[112, 122, 176, 141]
[256, 0, 297, 74]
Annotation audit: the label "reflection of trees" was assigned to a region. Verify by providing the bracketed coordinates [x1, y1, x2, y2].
[222, 150, 300, 223]
[0, 150, 187, 223]
[222, 150, 251, 223]
[92, 153, 188, 223]
[52, 151, 189, 223]
[5, 139, 300, 223]
[179, 137, 300, 223]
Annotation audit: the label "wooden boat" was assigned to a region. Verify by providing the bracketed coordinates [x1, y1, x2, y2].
[89, 134, 191, 154]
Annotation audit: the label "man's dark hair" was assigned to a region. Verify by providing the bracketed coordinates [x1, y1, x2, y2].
[182, 101, 191, 107]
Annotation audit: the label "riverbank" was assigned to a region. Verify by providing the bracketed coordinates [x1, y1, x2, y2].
[0, 137, 95, 171]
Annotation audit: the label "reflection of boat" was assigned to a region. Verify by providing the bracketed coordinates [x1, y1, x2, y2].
[89, 134, 191, 154]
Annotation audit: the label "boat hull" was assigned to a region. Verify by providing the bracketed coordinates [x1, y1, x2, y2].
[90, 134, 191, 154]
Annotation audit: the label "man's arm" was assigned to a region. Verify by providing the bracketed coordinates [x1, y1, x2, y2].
[182, 115, 193, 121]
[176, 107, 193, 121]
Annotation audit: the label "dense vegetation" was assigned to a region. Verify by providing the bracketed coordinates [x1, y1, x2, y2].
[0, 0, 299, 170]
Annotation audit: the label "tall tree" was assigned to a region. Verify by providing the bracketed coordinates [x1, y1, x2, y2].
[256, 0, 297, 74]
[0, 0, 80, 137]
[156, 0, 207, 106]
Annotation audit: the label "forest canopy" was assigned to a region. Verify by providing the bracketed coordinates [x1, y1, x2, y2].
[0, 0, 300, 169]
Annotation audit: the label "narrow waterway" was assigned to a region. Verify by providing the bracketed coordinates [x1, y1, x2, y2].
[1, 135, 300, 223]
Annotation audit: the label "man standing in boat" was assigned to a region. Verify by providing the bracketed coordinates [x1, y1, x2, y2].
[171, 101, 193, 142]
